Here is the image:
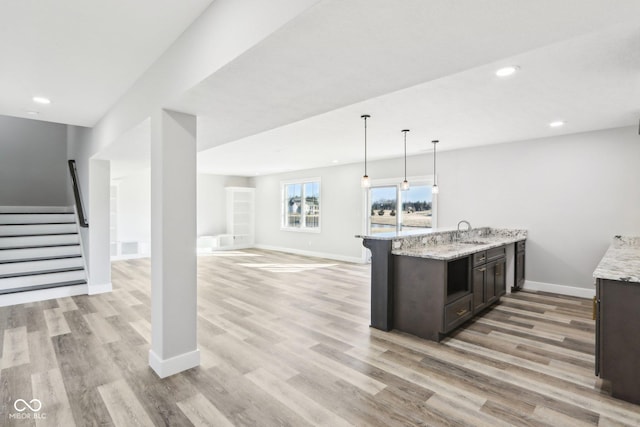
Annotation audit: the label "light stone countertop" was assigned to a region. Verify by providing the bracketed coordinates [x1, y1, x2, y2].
[357, 227, 527, 261]
[593, 236, 640, 283]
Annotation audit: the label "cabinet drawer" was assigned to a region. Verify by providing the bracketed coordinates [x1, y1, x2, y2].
[517, 240, 526, 252]
[473, 251, 487, 266]
[443, 294, 473, 333]
[487, 246, 506, 261]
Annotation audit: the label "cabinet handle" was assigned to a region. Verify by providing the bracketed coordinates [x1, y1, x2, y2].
[592, 297, 597, 321]
[456, 308, 468, 317]
[478, 267, 486, 272]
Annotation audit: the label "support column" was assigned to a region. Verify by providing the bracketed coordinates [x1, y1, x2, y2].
[88, 158, 112, 294]
[149, 109, 199, 378]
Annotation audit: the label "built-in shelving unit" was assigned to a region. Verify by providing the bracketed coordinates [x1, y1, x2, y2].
[225, 187, 255, 249]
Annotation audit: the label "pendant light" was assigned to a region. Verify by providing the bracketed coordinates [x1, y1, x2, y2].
[400, 129, 410, 191]
[431, 140, 440, 194]
[360, 114, 371, 188]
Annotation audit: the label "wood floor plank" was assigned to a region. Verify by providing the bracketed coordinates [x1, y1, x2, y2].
[177, 392, 235, 427]
[83, 312, 120, 344]
[26, 330, 58, 374]
[31, 368, 75, 427]
[43, 308, 70, 337]
[98, 379, 155, 427]
[245, 367, 352, 427]
[2, 326, 30, 369]
[2, 250, 640, 426]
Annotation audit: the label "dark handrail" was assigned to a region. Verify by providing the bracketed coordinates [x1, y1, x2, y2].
[68, 160, 88, 227]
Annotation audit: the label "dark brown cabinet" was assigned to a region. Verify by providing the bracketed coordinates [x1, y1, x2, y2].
[393, 255, 472, 342]
[472, 247, 506, 313]
[393, 244, 508, 342]
[595, 278, 640, 404]
[513, 240, 525, 291]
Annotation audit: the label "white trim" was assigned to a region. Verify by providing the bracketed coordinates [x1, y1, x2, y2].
[0, 284, 87, 307]
[149, 348, 200, 378]
[522, 280, 595, 299]
[280, 177, 322, 232]
[88, 282, 112, 295]
[253, 244, 365, 264]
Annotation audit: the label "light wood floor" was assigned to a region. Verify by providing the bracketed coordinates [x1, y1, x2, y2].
[1, 249, 640, 426]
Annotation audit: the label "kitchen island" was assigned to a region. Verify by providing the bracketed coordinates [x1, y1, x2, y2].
[358, 227, 527, 341]
[593, 235, 640, 405]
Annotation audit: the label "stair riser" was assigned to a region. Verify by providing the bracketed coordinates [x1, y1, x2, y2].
[0, 258, 84, 276]
[0, 270, 86, 291]
[0, 234, 80, 249]
[0, 224, 77, 236]
[0, 213, 76, 225]
[0, 246, 81, 261]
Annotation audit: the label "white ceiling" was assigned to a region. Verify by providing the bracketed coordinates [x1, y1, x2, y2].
[2, 0, 640, 177]
[0, 0, 214, 126]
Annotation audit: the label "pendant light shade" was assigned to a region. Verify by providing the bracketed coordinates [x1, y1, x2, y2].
[401, 129, 410, 191]
[432, 140, 439, 194]
[361, 114, 371, 188]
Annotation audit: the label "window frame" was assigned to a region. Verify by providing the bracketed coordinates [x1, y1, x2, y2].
[280, 177, 322, 233]
[363, 175, 437, 235]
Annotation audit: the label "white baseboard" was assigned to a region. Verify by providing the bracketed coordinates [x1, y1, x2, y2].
[149, 348, 200, 379]
[522, 280, 595, 299]
[253, 244, 364, 264]
[0, 284, 88, 307]
[88, 282, 112, 295]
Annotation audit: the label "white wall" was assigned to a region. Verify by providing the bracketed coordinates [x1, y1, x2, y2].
[114, 169, 151, 256]
[197, 174, 251, 236]
[0, 116, 68, 206]
[254, 126, 640, 293]
[253, 163, 367, 262]
[437, 125, 640, 292]
[111, 172, 250, 251]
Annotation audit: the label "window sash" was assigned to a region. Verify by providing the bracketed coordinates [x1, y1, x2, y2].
[282, 179, 321, 231]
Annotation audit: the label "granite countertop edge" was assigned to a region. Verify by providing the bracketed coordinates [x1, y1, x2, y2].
[392, 235, 526, 260]
[593, 235, 640, 284]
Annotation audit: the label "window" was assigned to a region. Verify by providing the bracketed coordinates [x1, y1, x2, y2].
[368, 179, 434, 234]
[282, 178, 321, 231]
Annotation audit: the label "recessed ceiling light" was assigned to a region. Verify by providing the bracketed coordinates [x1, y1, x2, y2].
[26, 111, 39, 116]
[33, 96, 51, 104]
[549, 120, 565, 128]
[495, 66, 519, 77]
[331, 160, 339, 164]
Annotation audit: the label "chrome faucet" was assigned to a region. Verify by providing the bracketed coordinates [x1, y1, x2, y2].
[457, 220, 471, 240]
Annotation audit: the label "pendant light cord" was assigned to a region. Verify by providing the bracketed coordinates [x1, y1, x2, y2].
[402, 129, 410, 182]
[433, 140, 438, 184]
[361, 114, 370, 176]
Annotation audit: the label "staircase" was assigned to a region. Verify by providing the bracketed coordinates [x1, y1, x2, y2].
[0, 206, 87, 298]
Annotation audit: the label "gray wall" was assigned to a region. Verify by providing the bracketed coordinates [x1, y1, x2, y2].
[254, 125, 640, 293]
[253, 163, 367, 261]
[0, 116, 68, 206]
[108, 172, 252, 248]
[197, 174, 252, 236]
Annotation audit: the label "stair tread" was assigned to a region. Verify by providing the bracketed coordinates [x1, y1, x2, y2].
[0, 221, 75, 227]
[0, 233, 79, 238]
[0, 212, 74, 215]
[0, 266, 84, 279]
[0, 280, 87, 295]
[0, 244, 81, 251]
[0, 255, 82, 265]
